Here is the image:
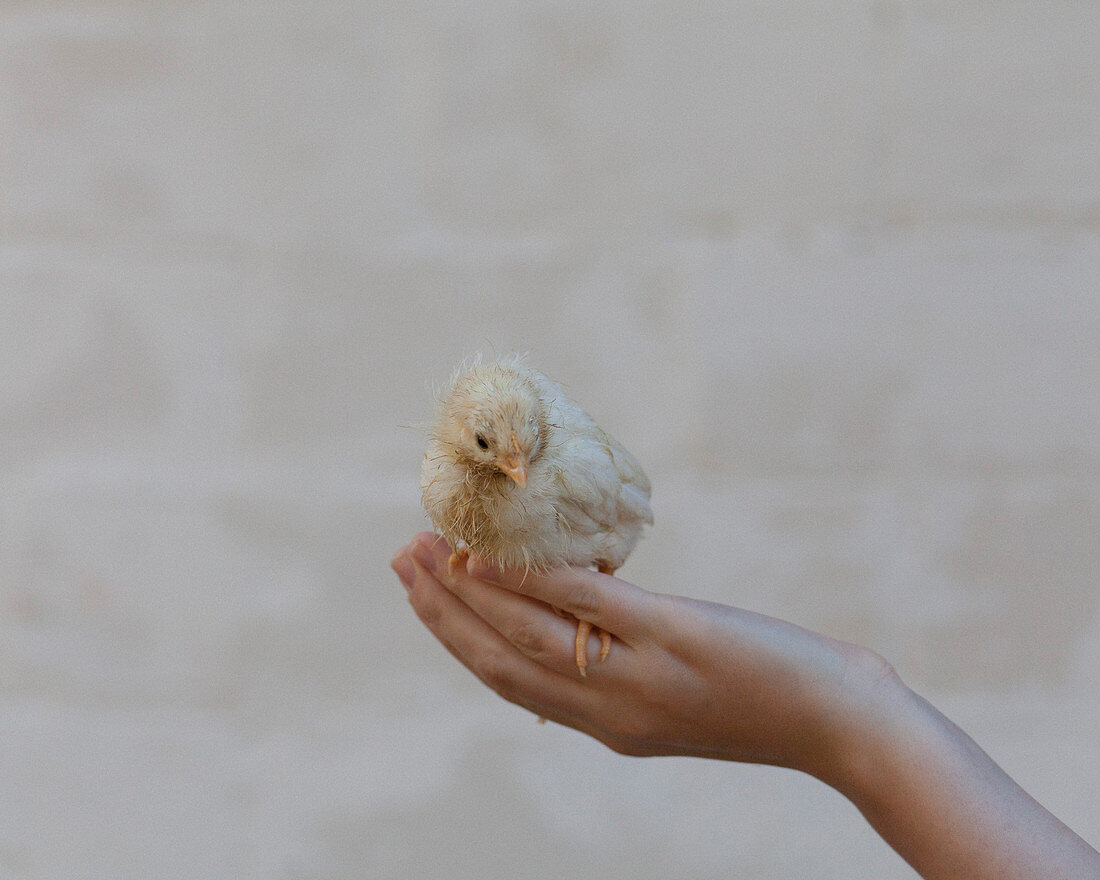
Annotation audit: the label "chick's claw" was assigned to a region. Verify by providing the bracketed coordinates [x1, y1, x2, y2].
[447, 547, 469, 577]
[574, 619, 612, 677]
[599, 629, 612, 663]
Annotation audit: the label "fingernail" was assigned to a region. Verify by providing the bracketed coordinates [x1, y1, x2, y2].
[391, 550, 414, 588]
[412, 540, 436, 572]
[467, 555, 499, 582]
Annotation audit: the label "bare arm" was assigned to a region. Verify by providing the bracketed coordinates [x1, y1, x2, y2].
[391, 533, 1100, 880]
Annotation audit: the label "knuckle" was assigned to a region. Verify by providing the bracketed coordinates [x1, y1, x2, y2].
[508, 620, 551, 661]
[473, 650, 514, 693]
[606, 713, 649, 746]
[563, 582, 601, 619]
[603, 732, 647, 757]
[601, 735, 629, 755]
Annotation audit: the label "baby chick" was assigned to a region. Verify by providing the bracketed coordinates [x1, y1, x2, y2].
[421, 355, 653, 675]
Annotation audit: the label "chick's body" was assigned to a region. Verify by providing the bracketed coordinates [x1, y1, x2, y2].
[421, 356, 653, 673]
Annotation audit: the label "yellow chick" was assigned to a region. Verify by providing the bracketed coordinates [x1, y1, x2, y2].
[420, 355, 653, 675]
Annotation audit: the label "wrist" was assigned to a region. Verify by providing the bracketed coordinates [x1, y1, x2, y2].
[805, 643, 919, 797]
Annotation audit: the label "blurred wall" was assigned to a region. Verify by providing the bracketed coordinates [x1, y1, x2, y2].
[1, 3, 1097, 878]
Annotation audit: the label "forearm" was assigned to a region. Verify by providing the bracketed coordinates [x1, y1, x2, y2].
[828, 668, 1100, 880]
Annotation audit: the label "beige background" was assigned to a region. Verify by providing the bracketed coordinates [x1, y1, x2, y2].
[2, 2, 1098, 878]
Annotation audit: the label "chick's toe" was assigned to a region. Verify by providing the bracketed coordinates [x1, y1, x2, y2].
[574, 620, 591, 676]
[574, 620, 612, 676]
[447, 547, 469, 577]
[599, 629, 612, 663]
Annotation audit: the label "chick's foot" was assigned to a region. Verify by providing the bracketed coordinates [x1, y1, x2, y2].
[573, 620, 612, 677]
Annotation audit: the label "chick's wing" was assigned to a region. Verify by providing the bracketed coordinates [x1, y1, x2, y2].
[597, 428, 653, 524]
[548, 433, 633, 537]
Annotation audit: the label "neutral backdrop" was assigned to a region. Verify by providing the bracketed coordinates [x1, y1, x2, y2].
[2, 3, 1098, 879]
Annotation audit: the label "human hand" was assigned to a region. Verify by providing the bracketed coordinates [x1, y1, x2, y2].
[390, 531, 883, 780]
[392, 532, 1100, 879]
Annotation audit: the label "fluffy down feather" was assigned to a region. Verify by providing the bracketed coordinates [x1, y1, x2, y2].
[420, 355, 653, 575]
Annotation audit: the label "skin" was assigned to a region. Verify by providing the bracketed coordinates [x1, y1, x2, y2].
[392, 532, 1100, 880]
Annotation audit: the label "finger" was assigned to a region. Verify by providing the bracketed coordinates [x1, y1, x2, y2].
[409, 535, 622, 677]
[409, 531, 452, 559]
[419, 594, 636, 753]
[396, 545, 656, 753]
[400, 550, 598, 715]
[453, 566, 633, 677]
[464, 555, 659, 644]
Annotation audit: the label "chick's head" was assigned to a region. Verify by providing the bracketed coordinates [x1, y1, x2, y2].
[436, 364, 547, 489]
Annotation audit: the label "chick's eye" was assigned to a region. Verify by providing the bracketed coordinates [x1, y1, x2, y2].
[475, 434, 489, 450]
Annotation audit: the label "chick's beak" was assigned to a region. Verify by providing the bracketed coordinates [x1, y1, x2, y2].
[499, 431, 529, 489]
